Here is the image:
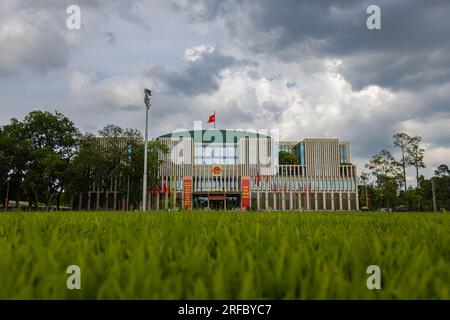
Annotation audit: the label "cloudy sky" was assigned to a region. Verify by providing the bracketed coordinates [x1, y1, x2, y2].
[1, 0, 449, 181]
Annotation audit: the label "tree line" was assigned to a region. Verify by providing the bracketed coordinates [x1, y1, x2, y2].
[360, 133, 449, 211]
[1, 110, 448, 211]
[0, 110, 167, 210]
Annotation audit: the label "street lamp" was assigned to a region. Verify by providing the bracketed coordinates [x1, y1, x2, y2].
[143, 88, 151, 211]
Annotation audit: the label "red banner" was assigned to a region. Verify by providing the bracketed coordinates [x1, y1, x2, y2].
[183, 176, 193, 210]
[241, 176, 250, 210]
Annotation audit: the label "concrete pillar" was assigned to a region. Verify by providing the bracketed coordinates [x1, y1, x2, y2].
[96, 192, 100, 210]
[265, 191, 268, 210]
[323, 192, 326, 211]
[156, 193, 160, 210]
[355, 186, 360, 211]
[281, 192, 285, 211]
[298, 192, 302, 210]
[257, 190, 260, 211]
[339, 192, 343, 211]
[331, 192, 335, 211]
[165, 191, 169, 210]
[289, 192, 293, 210]
[314, 193, 318, 211]
[87, 192, 91, 211]
[306, 193, 310, 210]
[347, 192, 351, 211]
[174, 192, 177, 209]
[273, 192, 276, 210]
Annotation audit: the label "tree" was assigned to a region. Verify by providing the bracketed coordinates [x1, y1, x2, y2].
[365, 149, 403, 208]
[68, 125, 168, 210]
[359, 171, 371, 209]
[22, 111, 81, 209]
[406, 135, 425, 188]
[435, 164, 450, 177]
[393, 133, 412, 191]
[0, 118, 33, 208]
[279, 151, 300, 165]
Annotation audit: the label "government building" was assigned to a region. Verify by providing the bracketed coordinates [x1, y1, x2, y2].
[150, 129, 359, 211]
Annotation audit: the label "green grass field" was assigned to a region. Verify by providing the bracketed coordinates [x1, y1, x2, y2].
[0, 211, 449, 299]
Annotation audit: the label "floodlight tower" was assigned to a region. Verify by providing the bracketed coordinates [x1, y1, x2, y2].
[143, 88, 151, 211]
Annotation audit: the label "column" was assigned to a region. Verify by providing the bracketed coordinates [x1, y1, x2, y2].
[289, 191, 293, 210]
[298, 192, 302, 210]
[96, 192, 100, 210]
[273, 192, 276, 210]
[306, 192, 310, 210]
[314, 193, 318, 211]
[339, 192, 343, 211]
[347, 192, 351, 211]
[257, 188, 260, 211]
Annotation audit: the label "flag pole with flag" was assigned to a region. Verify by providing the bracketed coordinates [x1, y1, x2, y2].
[208, 110, 216, 128]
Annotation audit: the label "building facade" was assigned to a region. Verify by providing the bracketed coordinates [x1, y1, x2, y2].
[150, 129, 359, 211]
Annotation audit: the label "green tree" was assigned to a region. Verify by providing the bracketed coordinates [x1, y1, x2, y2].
[1, 118, 33, 208]
[406, 135, 425, 188]
[359, 171, 371, 209]
[393, 133, 412, 191]
[435, 164, 450, 177]
[22, 111, 81, 209]
[68, 125, 168, 210]
[365, 149, 403, 208]
[279, 151, 300, 165]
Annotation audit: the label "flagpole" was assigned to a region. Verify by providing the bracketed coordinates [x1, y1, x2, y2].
[214, 110, 216, 129]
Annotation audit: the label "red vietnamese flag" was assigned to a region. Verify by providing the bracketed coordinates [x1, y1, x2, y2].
[257, 172, 261, 186]
[207, 113, 215, 123]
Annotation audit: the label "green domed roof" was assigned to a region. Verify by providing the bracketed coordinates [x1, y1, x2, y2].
[158, 129, 270, 144]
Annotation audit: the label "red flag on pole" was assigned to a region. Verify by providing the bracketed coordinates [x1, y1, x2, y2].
[207, 113, 216, 124]
[257, 172, 261, 186]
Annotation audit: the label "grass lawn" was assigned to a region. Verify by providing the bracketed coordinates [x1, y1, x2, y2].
[0, 211, 449, 299]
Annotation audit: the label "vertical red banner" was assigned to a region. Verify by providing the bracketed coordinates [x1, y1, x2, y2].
[241, 176, 250, 210]
[183, 176, 193, 210]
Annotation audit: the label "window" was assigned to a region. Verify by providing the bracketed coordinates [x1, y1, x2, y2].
[194, 143, 237, 165]
[340, 144, 347, 164]
[300, 143, 305, 165]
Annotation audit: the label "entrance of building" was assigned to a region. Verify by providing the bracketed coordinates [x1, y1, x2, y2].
[193, 194, 241, 210]
[209, 195, 225, 210]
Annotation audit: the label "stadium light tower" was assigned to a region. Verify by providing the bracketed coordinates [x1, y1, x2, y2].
[143, 88, 152, 211]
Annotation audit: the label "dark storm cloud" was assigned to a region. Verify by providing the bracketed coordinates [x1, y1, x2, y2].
[143, 47, 243, 96]
[0, 0, 145, 77]
[176, 0, 450, 90]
